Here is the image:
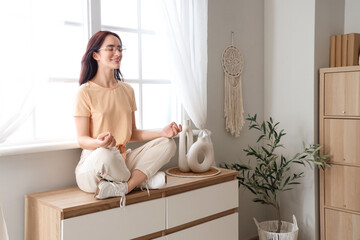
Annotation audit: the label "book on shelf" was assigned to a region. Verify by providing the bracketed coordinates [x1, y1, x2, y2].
[330, 33, 360, 67]
[341, 34, 348, 66]
[347, 33, 360, 66]
[330, 35, 336, 67]
[335, 34, 342, 67]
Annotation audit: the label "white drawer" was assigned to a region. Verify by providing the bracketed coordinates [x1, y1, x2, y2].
[61, 198, 165, 240]
[166, 213, 238, 240]
[166, 180, 238, 228]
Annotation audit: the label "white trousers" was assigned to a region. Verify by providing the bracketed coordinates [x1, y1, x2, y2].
[75, 137, 176, 193]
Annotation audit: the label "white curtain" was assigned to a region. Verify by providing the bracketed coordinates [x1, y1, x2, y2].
[0, 93, 36, 144]
[0, 1, 68, 145]
[0, 205, 8, 240]
[0, 2, 68, 239]
[0, 83, 36, 240]
[0, 6, 37, 240]
[0, 89, 35, 240]
[159, 0, 208, 130]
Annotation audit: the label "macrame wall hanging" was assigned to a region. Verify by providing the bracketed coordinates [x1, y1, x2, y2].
[222, 32, 244, 137]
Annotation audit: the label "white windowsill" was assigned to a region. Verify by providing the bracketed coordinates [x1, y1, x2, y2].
[0, 140, 80, 157]
[0, 130, 200, 158]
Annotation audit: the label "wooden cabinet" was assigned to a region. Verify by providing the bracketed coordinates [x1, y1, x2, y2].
[325, 209, 360, 240]
[323, 119, 360, 165]
[166, 180, 238, 229]
[25, 168, 238, 240]
[324, 165, 360, 211]
[165, 213, 238, 240]
[324, 71, 360, 116]
[319, 66, 360, 240]
[61, 198, 166, 240]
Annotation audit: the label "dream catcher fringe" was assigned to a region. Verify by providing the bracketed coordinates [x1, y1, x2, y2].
[222, 32, 244, 137]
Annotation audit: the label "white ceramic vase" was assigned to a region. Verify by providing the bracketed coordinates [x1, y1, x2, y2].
[178, 120, 193, 172]
[178, 120, 215, 173]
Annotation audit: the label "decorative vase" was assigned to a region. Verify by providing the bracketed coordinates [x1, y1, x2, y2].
[178, 120, 215, 173]
[178, 120, 193, 172]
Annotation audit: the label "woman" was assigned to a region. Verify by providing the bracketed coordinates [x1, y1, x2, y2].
[74, 31, 181, 207]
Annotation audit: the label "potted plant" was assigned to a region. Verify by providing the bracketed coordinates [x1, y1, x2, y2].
[222, 114, 330, 240]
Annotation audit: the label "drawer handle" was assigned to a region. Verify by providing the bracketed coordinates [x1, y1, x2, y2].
[342, 111, 346, 114]
[342, 158, 346, 161]
[344, 204, 347, 208]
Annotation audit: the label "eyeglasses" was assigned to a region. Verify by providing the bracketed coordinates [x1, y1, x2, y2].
[97, 45, 126, 53]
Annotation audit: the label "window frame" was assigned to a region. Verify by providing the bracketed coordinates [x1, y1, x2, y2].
[99, 0, 182, 129]
[0, 0, 183, 152]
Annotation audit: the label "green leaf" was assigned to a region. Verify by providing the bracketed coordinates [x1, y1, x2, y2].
[261, 122, 266, 134]
[267, 121, 273, 131]
[245, 185, 257, 195]
[249, 124, 260, 131]
[313, 161, 324, 166]
[223, 114, 332, 215]
[261, 146, 270, 156]
[257, 135, 265, 143]
[283, 176, 290, 188]
[253, 198, 266, 204]
[293, 160, 305, 166]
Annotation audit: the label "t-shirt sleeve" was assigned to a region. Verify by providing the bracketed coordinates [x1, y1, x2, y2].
[130, 86, 137, 112]
[124, 83, 137, 112]
[74, 87, 91, 117]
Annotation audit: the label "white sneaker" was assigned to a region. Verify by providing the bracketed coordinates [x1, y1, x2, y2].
[139, 171, 167, 191]
[95, 180, 128, 208]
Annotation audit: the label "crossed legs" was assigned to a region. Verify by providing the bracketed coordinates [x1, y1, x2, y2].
[75, 137, 176, 194]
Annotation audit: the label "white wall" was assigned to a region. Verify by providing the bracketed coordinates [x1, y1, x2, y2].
[315, 0, 345, 71]
[264, 1, 317, 238]
[208, 0, 265, 239]
[264, 0, 344, 240]
[0, 149, 81, 240]
[345, 0, 360, 33]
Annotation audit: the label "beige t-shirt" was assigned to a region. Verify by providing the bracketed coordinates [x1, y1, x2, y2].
[74, 81, 137, 152]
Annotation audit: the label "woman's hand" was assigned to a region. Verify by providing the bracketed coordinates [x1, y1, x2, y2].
[96, 132, 117, 148]
[161, 122, 182, 138]
[131, 112, 182, 141]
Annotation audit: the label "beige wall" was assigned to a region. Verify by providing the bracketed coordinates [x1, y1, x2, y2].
[208, 0, 265, 239]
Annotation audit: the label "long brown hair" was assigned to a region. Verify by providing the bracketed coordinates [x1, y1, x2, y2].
[79, 31, 124, 85]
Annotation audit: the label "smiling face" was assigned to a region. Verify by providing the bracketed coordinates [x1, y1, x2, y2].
[93, 34, 123, 71]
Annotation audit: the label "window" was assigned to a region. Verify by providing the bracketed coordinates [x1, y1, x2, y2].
[0, 0, 180, 147]
[0, 0, 86, 146]
[100, 0, 180, 129]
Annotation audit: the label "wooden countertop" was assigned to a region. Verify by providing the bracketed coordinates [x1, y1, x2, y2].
[25, 168, 238, 219]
